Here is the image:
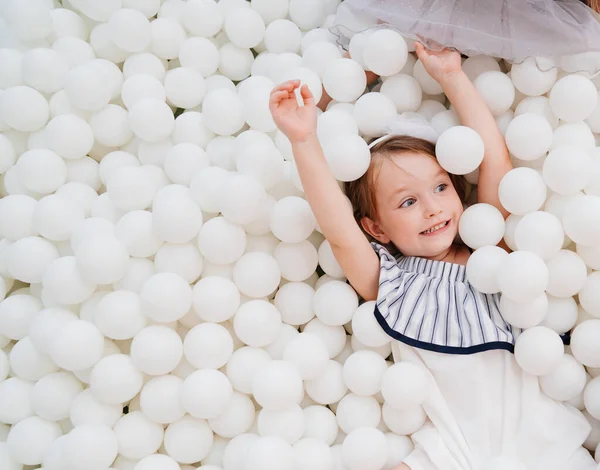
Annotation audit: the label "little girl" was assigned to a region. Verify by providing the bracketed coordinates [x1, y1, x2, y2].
[269, 44, 596, 470]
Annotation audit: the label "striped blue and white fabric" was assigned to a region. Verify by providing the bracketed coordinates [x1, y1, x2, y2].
[372, 242, 519, 355]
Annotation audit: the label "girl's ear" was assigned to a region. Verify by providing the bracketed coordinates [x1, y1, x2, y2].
[361, 217, 391, 244]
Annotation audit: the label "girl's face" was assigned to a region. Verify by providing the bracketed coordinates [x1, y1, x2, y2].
[364, 151, 464, 259]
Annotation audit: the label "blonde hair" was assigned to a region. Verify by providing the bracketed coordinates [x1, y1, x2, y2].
[587, 0, 600, 13]
[345, 135, 467, 240]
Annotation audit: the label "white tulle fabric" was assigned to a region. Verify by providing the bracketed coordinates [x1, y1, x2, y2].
[330, 0, 600, 74]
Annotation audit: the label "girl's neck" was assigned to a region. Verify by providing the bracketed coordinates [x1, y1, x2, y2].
[422, 243, 471, 266]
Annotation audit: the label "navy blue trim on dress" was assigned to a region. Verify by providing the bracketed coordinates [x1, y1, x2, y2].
[374, 305, 515, 355]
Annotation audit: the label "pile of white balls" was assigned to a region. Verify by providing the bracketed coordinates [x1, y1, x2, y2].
[0, 0, 599, 469]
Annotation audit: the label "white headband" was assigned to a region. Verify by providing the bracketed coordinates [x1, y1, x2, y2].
[368, 113, 439, 149]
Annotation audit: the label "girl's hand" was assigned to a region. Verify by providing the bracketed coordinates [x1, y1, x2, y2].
[414, 42, 462, 85]
[269, 80, 317, 143]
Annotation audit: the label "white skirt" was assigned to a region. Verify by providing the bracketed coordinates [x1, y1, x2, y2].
[390, 342, 596, 470]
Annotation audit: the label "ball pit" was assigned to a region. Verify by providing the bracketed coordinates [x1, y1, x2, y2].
[0, 0, 600, 469]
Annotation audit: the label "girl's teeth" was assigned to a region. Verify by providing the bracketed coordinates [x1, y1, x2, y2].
[424, 221, 447, 234]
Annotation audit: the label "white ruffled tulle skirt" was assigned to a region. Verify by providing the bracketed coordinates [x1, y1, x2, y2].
[330, 0, 600, 74]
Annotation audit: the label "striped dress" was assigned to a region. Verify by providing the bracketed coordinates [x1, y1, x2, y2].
[370, 242, 594, 470]
[372, 242, 518, 354]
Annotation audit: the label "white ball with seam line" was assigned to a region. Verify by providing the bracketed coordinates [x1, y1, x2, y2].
[436, 126, 484, 175]
[466, 245, 508, 294]
[458, 203, 505, 249]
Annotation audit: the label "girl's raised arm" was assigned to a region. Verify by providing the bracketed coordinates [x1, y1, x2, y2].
[415, 43, 513, 218]
[270, 81, 380, 301]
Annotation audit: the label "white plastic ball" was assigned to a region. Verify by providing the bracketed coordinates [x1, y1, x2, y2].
[342, 350, 388, 397]
[31, 371, 83, 422]
[182, 369, 233, 419]
[413, 60, 443, 95]
[380, 74, 422, 113]
[498, 167, 547, 215]
[108, 8, 151, 52]
[62, 425, 119, 470]
[510, 57, 557, 97]
[257, 404, 305, 444]
[46, 114, 95, 160]
[197, 216, 246, 265]
[313, 280, 358, 327]
[152, 185, 203, 243]
[274, 282, 315, 326]
[562, 195, 600, 246]
[225, 8, 265, 48]
[549, 75, 598, 122]
[580, 272, 600, 318]
[115, 210, 163, 258]
[222, 173, 268, 225]
[42, 256, 96, 305]
[140, 375, 185, 425]
[552, 122, 595, 150]
[303, 42, 343, 78]
[182, 0, 224, 38]
[5, 236, 59, 283]
[114, 411, 164, 460]
[336, 393, 381, 434]
[245, 436, 294, 470]
[363, 29, 407, 77]
[474, 71, 515, 116]
[341, 428, 387, 470]
[226, 346, 271, 394]
[323, 58, 367, 103]
[540, 354, 587, 402]
[6, 416, 62, 465]
[70, 389, 122, 428]
[192, 276, 240, 322]
[128, 99, 175, 143]
[322, 134, 370, 181]
[0, 377, 34, 424]
[179, 37, 220, 77]
[264, 19, 302, 53]
[9, 336, 59, 381]
[190, 166, 230, 213]
[74, 235, 130, 285]
[496, 251, 548, 303]
[352, 92, 397, 138]
[94, 290, 146, 340]
[514, 211, 564, 260]
[130, 325, 182, 375]
[64, 63, 115, 112]
[234, 299, 282, 347]
[274, 241, 319, 282]
[164, 143, 209, 185]
[458, 203, 505, 249]
[543, 146, 592, 195]
[436, 126, 484, 175]
[381, 362, 428, 410]
[253, 360, 304, 411]
[293, 437, 334, 470]
[0, 86, 49, 132]
[150, 17, 186, 60]
[164, 67, 206, 109]
[465, 245, 508, 294]
[283, 333, 329, 380]
[505, 113, 553, 161]
[184, 323, 234, 370]
[121, 75, 166, 110]
[514, 326, 564, 375]
[164, 415, 214, 464]
[90, 104, 133, 147]
[134, 454, 180, 470]
[90, 354, 144, 405]
[202, 88, 245, 135]
[218, 43, 255, 81]
[545, 250, 588, 298]
[50, 320, 104, 372]
[16, 148, 67, 194]
[305, 360, 348, 405]
[233, 252, 281, 298]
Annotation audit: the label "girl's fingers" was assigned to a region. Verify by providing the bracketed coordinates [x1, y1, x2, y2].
[271, 80, 300, 96]
[300, 84, 315, 107]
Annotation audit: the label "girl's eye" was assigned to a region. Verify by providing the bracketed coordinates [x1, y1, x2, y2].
[435, 183, 448, 193]
[400, 198, 416, 208]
